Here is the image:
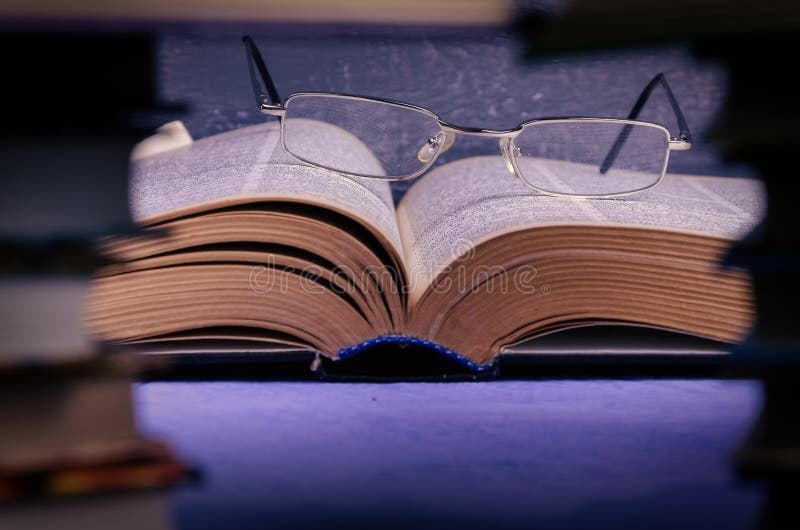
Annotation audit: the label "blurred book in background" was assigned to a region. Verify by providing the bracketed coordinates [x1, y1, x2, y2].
[0, 31, 192, 529]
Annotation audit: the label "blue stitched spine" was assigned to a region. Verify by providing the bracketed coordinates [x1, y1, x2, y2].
[337, 336, 493, 373]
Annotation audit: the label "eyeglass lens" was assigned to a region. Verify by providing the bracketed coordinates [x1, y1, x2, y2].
[511, 120, 670, 196]
[283, 94, 443, 179]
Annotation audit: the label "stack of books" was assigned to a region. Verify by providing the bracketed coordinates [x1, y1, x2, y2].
[0, 32, 192, 529]
[0, 355, 190, 530]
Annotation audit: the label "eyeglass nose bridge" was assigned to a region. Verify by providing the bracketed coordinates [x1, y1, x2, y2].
[437, 122, 524, 179]
[438, 121, 520, 138]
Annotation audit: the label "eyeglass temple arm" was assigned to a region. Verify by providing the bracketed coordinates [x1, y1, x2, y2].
[599, 73, 692, 174]
[242, 35, 282, 110]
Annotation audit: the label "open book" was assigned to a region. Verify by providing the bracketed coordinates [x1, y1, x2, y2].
[86, 121, 765, 371]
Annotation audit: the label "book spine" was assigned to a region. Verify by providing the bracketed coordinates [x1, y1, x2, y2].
[337, 335, 494, 373]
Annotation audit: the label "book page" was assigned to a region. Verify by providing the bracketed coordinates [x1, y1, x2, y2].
[129, 121, 404, 259]
[397, 155, 766, 295]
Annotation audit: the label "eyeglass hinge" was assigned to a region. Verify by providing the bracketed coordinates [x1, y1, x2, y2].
[260, 102, 286, 116]
[668, 137, 692, 150]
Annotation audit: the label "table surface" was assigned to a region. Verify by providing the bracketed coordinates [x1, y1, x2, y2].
[136, 379, 763, 530]
[139, 26, 765, 529]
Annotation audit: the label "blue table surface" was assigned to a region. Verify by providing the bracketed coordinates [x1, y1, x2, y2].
[136, 380, 764, 530]
[138, 26, 766, 529]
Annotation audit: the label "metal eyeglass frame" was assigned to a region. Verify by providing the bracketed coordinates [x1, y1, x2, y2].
[243, 35, 693, 198]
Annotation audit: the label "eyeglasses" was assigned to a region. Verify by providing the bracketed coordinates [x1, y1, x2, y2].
[243, 36, 693, 198]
